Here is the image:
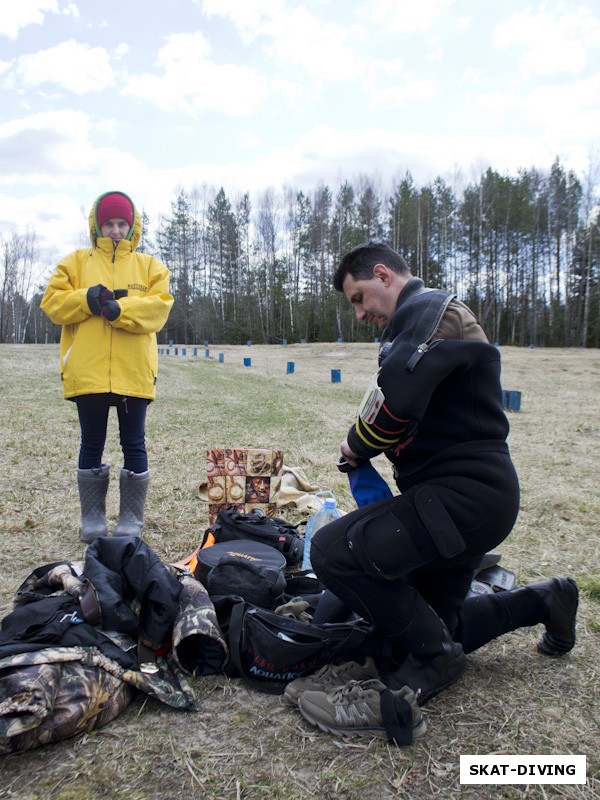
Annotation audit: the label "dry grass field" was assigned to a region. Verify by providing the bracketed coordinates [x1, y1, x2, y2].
[0, 342, 598, 800]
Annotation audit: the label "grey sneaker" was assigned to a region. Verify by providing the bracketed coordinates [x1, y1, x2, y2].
[283, 657, 378, 706]
[298, 679, 427, 744]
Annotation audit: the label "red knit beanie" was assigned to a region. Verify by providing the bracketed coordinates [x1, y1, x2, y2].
[96, 192, 134, 229]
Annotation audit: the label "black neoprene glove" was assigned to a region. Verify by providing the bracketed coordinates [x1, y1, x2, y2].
[100, 300, 121, 321]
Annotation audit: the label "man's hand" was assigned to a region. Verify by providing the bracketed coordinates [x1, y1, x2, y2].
[340, 438, 361, 468]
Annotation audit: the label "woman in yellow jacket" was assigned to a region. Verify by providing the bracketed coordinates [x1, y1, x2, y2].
[41, 191, 174, 543]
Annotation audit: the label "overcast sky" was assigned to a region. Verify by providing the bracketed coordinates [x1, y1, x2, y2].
[1, 0, 599, 258]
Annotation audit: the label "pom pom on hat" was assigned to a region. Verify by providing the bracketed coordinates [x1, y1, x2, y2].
[96, 192, 134, 229]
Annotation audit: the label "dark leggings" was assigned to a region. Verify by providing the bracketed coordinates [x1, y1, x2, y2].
[76, 393, 149, 473]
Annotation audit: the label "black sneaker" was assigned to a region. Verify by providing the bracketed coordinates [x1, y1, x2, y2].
[298, 679, 426, 744]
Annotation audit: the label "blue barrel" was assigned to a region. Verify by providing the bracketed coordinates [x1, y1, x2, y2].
[205, 348, 210, 358]
[508, 390, 522, 411]
[502, 390, 522, 411]
[286, 361, 295, 374]
[244, 357, 251, 367]
[331, 369, 341, 383]
[219, 353, 224, 363]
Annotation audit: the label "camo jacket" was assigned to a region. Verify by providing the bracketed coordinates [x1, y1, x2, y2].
[0, 554, 227, 755]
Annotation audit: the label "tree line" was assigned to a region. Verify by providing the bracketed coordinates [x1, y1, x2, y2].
[2, 157, 599, 347]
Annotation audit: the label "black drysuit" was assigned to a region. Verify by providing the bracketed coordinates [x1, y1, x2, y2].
[311, 279, 522, 657]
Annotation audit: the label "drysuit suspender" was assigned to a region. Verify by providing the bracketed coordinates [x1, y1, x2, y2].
[404, 289, 456, 372]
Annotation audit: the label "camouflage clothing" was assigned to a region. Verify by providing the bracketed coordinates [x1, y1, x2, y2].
[0, 547, 228, 755]
[0, 647, 132, 755]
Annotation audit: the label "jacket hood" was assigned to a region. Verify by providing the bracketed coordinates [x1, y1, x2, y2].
[88, 191, 141, 250]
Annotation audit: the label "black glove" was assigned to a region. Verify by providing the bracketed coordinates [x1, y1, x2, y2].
[99, 287, 114, 304]
[87, 284, 109, 315]
[100, 300, 121, 321]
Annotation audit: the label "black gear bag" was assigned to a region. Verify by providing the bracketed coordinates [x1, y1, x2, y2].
[212, 594, 378, 694]
[203, 507, 304, 566]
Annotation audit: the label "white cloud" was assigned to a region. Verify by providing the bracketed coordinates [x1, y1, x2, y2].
[363, 59, 437, 108]
[62, 2, 79, 19]
[477, 89, 521, 124]
[0, 0, 59, 40]
[522, 73, 600, 142]
[459, 66, 486, 85]
[270, 75, 311, 107]
[0, 191, 85, 260]
[122, 32, 268, 115]
[8, 40, 117, 95]
[0, 110, 91, 184]
[0, 110, 147, 191]
[200, 0, 285, 43]
[201, 0, 364, 83]
[477, 71, 600, 140]
[455, 16, 473, 31]
[263, 8, 364, 83]
[428, 47, 444, 61]
[362, 0, 455, 33]
[494, 4, 600, 77]
[368, 79, 437, 108]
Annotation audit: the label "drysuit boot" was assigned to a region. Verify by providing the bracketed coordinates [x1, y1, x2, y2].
[77, 464, 110, 544]
[526, 578, 579, 655]
[114, 468, 150, 538]
[383, 609, 467, 705]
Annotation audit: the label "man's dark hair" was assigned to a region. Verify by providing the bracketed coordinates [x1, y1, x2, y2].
[333, 242, 410, 291]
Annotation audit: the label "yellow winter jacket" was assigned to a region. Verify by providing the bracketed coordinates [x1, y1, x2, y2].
[41, 195, 174, 400]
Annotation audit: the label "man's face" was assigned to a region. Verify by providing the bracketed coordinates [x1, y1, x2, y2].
[342, 268, 399, 329]
[100, 218, 130, 242]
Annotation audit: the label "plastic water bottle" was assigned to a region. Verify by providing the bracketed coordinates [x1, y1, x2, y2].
[302, 493, 343, 571]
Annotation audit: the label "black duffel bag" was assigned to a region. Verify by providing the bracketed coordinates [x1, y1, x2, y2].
[212, 594, 379, 694]
[204, 507, 304, 566]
